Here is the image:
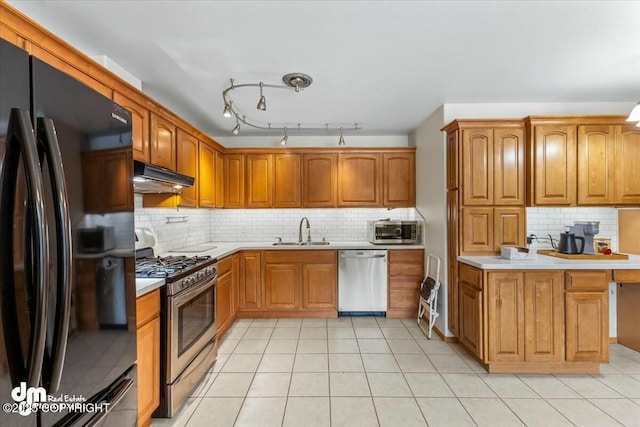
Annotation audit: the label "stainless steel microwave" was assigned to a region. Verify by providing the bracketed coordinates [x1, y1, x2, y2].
[77, 226, 115, 253]
[367, 220, 420, 244]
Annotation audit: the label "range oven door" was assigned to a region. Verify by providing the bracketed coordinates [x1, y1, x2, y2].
[168, 275, 217, 382]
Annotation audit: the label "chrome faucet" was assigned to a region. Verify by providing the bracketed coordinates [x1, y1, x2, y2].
[298, 217, 311, 243]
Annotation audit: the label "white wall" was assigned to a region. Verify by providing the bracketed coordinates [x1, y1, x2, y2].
[410, 105, 448, 334]
[213, 134, 409, 148]
[412, 102, 633, 338]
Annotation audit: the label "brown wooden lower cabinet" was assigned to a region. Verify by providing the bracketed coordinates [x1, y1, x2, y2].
[387, 249, 424, 318]
[237, 250, 337, 317]
[216, 255, 235, 337]
[455, 263, 609, 373]
[136, 289, 160, 427]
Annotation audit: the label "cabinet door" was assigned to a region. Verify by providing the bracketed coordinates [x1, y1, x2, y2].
[232, 253, 240, 314]
[494, 128, 524, 205]
[446, 130, 459, 190]
[176, 129, 198, 207]
[302, 264, 337, 309]
[114, 92, 149, 163]
[447, 190, 459, 334]
[274, 153, 301, 207]
[302, 153, 337, 207]
[532, 125, 576, 205]
[461, 207, 493, 253]
[462, 129, 493, 205]
[382, 152, 415, 207]
[565, 292, 609, 362]
[264, 264, 300, 310]
[216, 271, 233, 334]
[198, 141, 216, 208]
[524, 272, 564, 362]
[493, 207, 526, 250]
[577, 125, 615, 205]
[103, 150, 133, 212]
[150, 113, 177, 170]
[215, 151, 225, 208]
[337, 153, 381, 206]
[137, 316, 160, 427]
[245, 154, 273, 208]
[614, 125, 640, 204]
[239, 251, 262, 309]
[487, 272, 524, 362]
[458, 282, 483, 359]
[82, 152, 103, 213]
[224, 154, 245, 207]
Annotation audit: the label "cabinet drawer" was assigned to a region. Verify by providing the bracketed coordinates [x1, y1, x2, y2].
[264, 250, 336, 264]
[389, 250, 423, 263]
[389, 276, 422, 290]
[459, 263, 482, 290]
[218, 256, 232, 276]
[613, 270, 640, 283]
[389, 288, 420, 310]
[389, 263, 423, 277]
[565, 270, 609, 291]
[136, 289, 160, 328]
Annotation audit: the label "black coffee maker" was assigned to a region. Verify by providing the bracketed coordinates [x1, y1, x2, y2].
[557, 231, 585, 254]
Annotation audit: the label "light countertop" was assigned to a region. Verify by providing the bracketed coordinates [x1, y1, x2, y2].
[135, 241, 424, 297]
[458, 253, 640, 270]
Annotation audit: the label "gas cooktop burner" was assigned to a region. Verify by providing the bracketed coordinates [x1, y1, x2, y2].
[135, 255, 213, 279]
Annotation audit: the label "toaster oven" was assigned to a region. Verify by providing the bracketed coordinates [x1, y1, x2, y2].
[367, 220, 419, 244]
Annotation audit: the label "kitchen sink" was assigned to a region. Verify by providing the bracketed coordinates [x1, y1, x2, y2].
[272, 241, 331, 246]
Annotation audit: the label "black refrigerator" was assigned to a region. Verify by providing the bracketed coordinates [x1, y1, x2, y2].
[0, 39, 137, 426]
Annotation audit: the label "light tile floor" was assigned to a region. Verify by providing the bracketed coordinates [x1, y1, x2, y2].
[152, 317, 640, 427]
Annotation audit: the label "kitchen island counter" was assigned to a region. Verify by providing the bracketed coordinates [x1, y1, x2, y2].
[458, 253, 640, 270]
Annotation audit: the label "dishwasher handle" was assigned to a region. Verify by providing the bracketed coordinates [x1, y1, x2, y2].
[339, 252, 387, 259]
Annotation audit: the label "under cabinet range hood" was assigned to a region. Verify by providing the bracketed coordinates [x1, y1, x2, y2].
[133, 160, 195, 194]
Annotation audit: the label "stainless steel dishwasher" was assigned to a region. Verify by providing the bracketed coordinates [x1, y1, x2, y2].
[338, 250, 388, 314]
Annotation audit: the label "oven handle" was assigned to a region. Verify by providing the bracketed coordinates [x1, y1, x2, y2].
[172, 274, 217, 304]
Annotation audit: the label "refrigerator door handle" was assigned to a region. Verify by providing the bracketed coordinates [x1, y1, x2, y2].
[0, 108, 49, 388]
[37, 117, 72, 393]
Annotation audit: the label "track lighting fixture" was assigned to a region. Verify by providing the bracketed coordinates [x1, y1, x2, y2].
[222, 73, 361, 144]
[256, 82, 266, 111]
[628, 101, 640, 124]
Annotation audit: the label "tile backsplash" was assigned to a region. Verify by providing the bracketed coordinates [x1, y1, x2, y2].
[134, 194, 422, 252]
[526, 207, 618, 251]
[210, 208, 420, 243]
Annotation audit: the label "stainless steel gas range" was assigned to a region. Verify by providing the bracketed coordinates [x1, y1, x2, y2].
[135, 253, 218, 417]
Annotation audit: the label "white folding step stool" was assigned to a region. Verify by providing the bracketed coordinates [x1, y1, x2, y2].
[417, 253, 441, 339]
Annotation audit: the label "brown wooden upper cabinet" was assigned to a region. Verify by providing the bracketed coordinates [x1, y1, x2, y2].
[461, 206, 525, 254]
[245, 153, 273, 208]
[113, 92, 149, 163]
[528, 124, 577, 206]
[578, 125, 615, 205]
[198, 141, 216, 208]
[274, 153, 301, 208]
[337, 153, 381, 206]
[447, 131, 459, 190]
[215, 150, 225, 208]
[302, 153, 337, 207]
[614, 125, 640, 204]
[82, 148, 133, 214]
[150, 113, 177, 170]
[224, 154, 245, 208]
[176, 129, 198, 207]
[461, 127, 524, 206]
[382, 152, 415, 207]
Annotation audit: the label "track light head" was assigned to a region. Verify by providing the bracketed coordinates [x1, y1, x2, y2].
[280, 127, 288, 146]
[338, 128, 345, 146]
[223, 102, 232, 118]
[256, 82, 266, 111]
[232, 119, 240, 135]
[628, 101, 640, 122]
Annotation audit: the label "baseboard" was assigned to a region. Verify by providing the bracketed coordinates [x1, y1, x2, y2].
[433, 325, 458, 343]
[609, 337, 618, 344]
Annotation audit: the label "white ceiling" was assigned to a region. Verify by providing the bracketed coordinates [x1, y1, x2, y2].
[8, 1, 640, 138]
